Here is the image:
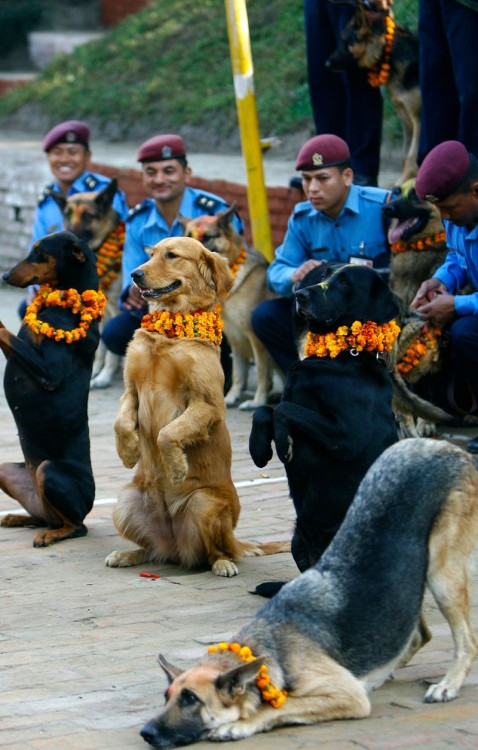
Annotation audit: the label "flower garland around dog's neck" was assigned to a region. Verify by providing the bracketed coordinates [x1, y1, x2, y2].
[96, 222, 125, 291]
[390, 230, 447, 254]
[208, 642, 288, 709]
[367, 15, 395, 87]
[140, 309, 224, 346]
[397, 324, 442, 375]
[305, 319, 401, 359]
[24, 285, 107, 343]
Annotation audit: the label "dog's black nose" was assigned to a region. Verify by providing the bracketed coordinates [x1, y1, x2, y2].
[140, 720, 162, 746]
[295, 288, 310, 303]
[2, 271, 10, 282]
[131, 269, 145, 283]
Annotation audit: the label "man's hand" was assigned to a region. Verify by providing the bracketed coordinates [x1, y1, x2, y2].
[122, 284, 147, 311]
[413, 289, 456, 326]
[410, 278, 446, 310]
[291, 259, 323, 285]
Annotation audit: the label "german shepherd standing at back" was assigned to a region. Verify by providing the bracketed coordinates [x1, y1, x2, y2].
[326, 4, 420, 185]
[140, 439, 478, 747]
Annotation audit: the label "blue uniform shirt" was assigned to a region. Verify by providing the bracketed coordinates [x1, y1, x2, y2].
[433, 221, 478, 316]
[122, 186, 243, 296]
[267, 184, 390, 297]
[32, 170, 129, 244]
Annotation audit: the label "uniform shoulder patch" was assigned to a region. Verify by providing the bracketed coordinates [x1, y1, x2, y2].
[84, 174, 100, 190]
[127, 199, 150, 222]
[37, 183, 56, 206]
[194, 193, 226, 215]
[293, 200, 313, 216]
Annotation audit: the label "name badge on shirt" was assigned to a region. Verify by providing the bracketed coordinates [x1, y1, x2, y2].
[349, 255, 374, 268]
[349, 240, 373, 268]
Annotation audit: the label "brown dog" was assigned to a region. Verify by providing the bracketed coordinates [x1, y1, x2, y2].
[181, 205, 277, 409]
[105, 237, 289, 576]
[139, 438, 478, 746]
[327, 5, 420, 184]
[53, 179, 125, 388]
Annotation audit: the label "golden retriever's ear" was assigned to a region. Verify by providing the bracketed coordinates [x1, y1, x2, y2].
[198, 249, 234, 300]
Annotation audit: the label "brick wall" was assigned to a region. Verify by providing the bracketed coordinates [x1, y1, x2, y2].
[90, 161, 303, 248]
[100, 0, 152, 27]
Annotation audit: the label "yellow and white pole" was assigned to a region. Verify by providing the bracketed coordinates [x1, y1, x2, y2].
[224, 0, 274, 261]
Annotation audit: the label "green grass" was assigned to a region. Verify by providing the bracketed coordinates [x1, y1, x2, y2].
[0, 0, 418, 146]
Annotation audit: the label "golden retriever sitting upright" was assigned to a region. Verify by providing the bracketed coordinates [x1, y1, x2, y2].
[105, 237, 288, 577]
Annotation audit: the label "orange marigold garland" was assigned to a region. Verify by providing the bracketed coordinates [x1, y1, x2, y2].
[24, 285, 107, 343]
[391, 230, 447, 254]
[96, 222, 125, 292]
[229, 246, 247, 279]
[305, 319, 401, 359]
[141, 309, 224, 346]
[208, 642, 288, 709]
[367, 15, 395, 87]
[397, 325, 442, 375]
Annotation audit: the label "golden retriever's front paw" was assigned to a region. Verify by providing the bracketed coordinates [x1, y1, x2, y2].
[116, 434, 140, 469]
[164, 450, 188, 485]
[105, 548, 149, 567]
[212, 558, 239, 577]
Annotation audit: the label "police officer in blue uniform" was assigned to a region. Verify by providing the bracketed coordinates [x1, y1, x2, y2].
[19, 120, 129, 318]
[33, 119, 128, 242]
[101, 133, 243, 388]
[252, 134, 391, 374]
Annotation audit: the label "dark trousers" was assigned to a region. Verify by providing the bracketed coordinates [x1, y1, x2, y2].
[304, 0, 383, 179]
[418, 0, 478, 161]
[448, 315, 478, 412]
[251, 298, 299, 376]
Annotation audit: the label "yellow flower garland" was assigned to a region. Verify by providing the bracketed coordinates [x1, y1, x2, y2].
[96, 222, 125, 292]
[305, 319, 401, 359]
[24, 285, 107, 343]
[397, 325, 442, 375]
[208, 642, 288, 709]
[391, 230, 447, 254]
[140, 309, 224, 346]
[367, 15, 395, 87]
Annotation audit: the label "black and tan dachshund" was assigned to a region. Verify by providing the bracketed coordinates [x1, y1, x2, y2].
[0, 231, 103, 546]
[250, 263, 400, 596]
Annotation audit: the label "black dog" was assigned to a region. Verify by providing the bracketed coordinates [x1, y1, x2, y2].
[0, 231, 104, 546]
[250, 264, 399, 596]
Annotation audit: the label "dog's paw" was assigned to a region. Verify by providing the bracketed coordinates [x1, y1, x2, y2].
[212, 558, 239, 577]
[276, 434, 293, 464]
[239, 398, 267, 411]
[164, 450, 188, 485]
[105, 549, 149, 567]
[116, 435, 140, 469]
[424, 682, 459, 703]
[209, 721, 254, 741]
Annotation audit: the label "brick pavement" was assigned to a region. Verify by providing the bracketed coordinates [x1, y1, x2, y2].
[1, 283, 478, 749]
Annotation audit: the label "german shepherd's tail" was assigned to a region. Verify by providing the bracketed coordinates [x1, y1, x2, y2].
[391, 369, 478, 427]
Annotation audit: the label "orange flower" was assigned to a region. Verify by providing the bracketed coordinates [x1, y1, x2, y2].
[24, 285, 107, 344]
[397, 326, 442, 374]
[367, 16, 396, 88]
[207, 642, 288, 708]
[305, 319, 401, 359]
[96, 222, 125, 292]
[390, 230, 447, 254]
[141, 309, 224, 346]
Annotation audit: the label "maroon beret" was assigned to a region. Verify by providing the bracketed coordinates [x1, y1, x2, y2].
[415, 141, 471, 203]
[137, 134, 186, 163]
[43, 120, 90, 152]
[295, 134, 351, 171]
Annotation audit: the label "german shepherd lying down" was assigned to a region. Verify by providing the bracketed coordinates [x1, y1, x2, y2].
[140, 438, 478, 747]
[105, 237, 288, 577]
[181, 205, 276, 410]
[53, 179, 125, 389]
[326, 6, 420, 185]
